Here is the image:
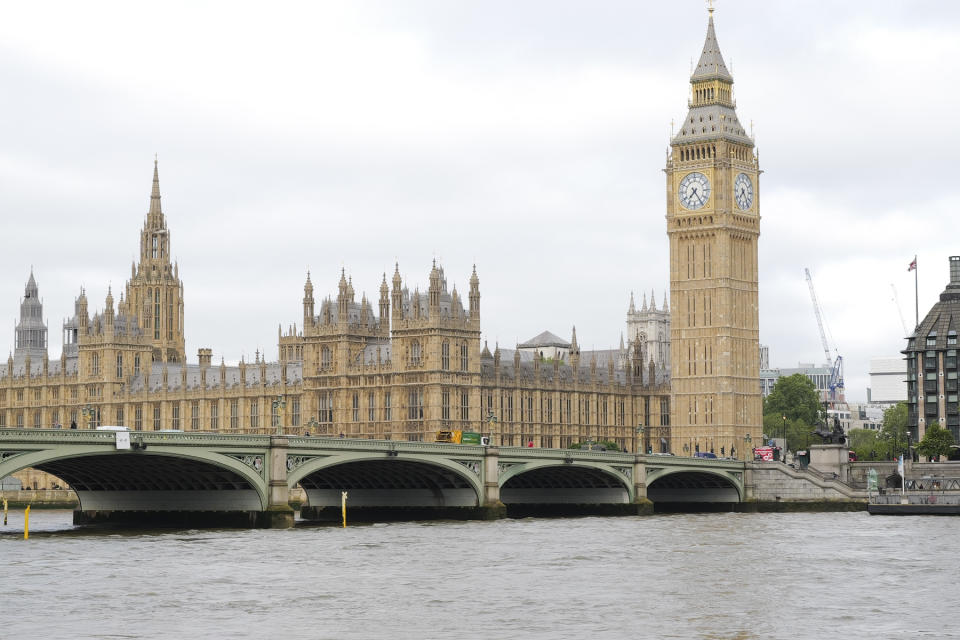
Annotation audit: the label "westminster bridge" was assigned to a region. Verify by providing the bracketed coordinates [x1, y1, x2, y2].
[0, 429, 748, 527]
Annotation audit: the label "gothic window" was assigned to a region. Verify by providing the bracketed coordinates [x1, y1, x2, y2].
[441, 341, 450, 370]
[134, 355, 141, 377]
[442, 390, 450, 421]
[134, 406, 142, 430]
[410, 341, 422, 366]
[321, 346, 332, 370]
[507, 396, 514, 422]
[153, 404, 161, 430]
[384, 392, 392, 422]
[154, 290, 161, 341]
[460, 343, 469, 372]
[152, 235, 158, 259]
[191, 401, 199, 430]
[546, 397, 553, 423]
[91, 353, 100, 376]
[461, 391, 469, 421]
[407, 388, 423, 420]
[210, 401, 219, 430]
[660, 397, 670, 426]
[33, 410, 41, 428]
[115, 407, 123, 426]
[352, 392, 359, 422]
[116, 354, 123, 379]
[250, 399, 259, 430]
[230, 399, 239, 430]
[172, 405, 180, 430]
[319, 392, 333, 424]
[367, 393, 374, 422]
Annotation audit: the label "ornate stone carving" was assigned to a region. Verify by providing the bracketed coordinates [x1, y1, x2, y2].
[455, 459, 481, 476]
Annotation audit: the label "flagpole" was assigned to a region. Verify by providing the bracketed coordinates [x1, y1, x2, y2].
[914, 257, 919, 330]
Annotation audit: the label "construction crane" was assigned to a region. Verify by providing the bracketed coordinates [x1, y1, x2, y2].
[891, 283, 909, 337]
[804, 268, 844, 406]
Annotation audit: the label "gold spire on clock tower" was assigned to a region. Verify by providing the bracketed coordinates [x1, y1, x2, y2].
[665, 7, 761, 460]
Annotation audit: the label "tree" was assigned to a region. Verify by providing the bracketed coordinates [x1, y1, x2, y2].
[915, 424, 955, 460]
[764, 374, 821, 425]
[848, 428, 884, 461]
[878, 402, 909, 459]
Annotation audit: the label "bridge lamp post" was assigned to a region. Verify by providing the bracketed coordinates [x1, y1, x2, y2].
[306, 417, 319, 436]
[81, 405, 95, 429]
[744, 433, 752, 461]
[486, 411, 498, 445]
[781, 414, 787, 455]
[272, 395, 286, 436]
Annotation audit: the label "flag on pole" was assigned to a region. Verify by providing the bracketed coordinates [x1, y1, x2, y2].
[897, 454, 904, 476]
[908, 257, 917, 272]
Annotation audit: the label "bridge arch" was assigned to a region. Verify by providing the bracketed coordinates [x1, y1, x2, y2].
[499, 461, 633, 505]
[0, 446, 268, 512]
[646, 467, 742, 504]
[289, 453, 484, 508]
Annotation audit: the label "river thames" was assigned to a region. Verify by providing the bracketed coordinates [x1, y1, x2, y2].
[0, 509, 953, 639]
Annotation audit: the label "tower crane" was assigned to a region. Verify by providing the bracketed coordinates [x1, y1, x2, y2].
[891, 284, 909, 337]
[804, 268, 844, 406]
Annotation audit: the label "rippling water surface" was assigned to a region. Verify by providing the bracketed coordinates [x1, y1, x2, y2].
[1, 509, 954, 639]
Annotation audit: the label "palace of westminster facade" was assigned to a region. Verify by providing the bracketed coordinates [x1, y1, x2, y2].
[1, 10, 761, 482]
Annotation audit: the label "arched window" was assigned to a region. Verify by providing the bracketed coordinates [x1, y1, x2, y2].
[321, 346, 332, 369]
[411, 341, 422, 366]
[441, 341, 450, 370]
[461, 343, 469, 372]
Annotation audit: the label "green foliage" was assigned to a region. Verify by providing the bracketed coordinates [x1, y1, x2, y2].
[916, 424, 955, 460]
[764, 374, 821, 426]
[762, 413, 815, 452]
[879, 402, 908, 443]
[848, 428, 886, 461]
[569, 440, 621, 452]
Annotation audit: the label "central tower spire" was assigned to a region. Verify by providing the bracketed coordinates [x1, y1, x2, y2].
[124, 158, 185, 364]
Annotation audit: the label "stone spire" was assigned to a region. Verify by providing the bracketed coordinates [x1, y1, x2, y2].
[691, 9, 732, 82]
[148, 156, 163, 221]
[469, 264, 480, 317]
[642, 292, 648, 312]
[650, 289, 657, 311]
[14, 269, 48, 369]
[629, 291, 636, 314]
[663, 290, 669, 311]
[672, 8, 751, 147]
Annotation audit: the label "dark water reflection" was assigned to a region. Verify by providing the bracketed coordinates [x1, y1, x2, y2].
[1, 510, 954, 639]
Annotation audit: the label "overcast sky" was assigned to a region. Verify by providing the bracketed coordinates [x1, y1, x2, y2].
[2, 1, 958, 401]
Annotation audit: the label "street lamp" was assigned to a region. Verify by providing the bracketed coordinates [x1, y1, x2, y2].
[81, 405, 95, 429]
[306, 417, 319, 436]
[636, 422, 645, 454]
[272, 394, 286, 436]
[487, 411, 498, 445]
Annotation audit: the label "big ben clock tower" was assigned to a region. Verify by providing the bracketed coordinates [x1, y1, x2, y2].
[666, 7, 761, 459]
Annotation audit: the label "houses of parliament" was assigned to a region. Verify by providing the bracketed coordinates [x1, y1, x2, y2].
[0, 9, 761, 481]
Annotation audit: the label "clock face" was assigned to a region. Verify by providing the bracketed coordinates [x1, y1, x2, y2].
[678, 172, 711, 210]
[734, 173, 754, 210]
